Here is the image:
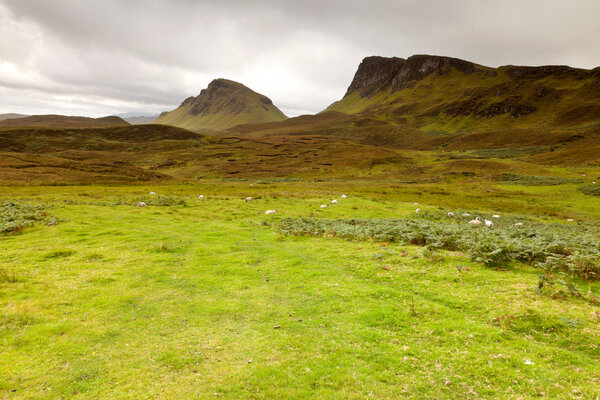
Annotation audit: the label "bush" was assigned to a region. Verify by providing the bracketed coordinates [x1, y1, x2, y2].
[578, 184, 600, 197]
[0, 201, 59, 233]
[278, 213, 600, 280]
[500, 173, 583, 186]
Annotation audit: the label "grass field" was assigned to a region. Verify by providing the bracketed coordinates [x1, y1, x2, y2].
[1, 182, 599, 399]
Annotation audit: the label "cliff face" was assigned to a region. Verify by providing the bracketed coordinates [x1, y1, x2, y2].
[154, 79, 287, 131]
[344, 54, 600, 98]
[345, 55, 482, 98]
[391, 55, 480, 92]
[345, 56, 406, 97]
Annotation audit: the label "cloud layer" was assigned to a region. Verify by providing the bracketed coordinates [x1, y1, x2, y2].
[1, 0, 599, 117]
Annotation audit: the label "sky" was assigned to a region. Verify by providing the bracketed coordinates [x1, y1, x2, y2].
[1, 0, 599, 118]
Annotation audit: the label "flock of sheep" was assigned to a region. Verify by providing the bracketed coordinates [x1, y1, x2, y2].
[135, 191, 585, 227]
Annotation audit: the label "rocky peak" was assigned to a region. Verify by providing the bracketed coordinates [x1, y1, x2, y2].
[177, 79, 276, 117]
[391, 55, 478, 92]
[346, 56, 406, 97]
[345, 54, 480, 97]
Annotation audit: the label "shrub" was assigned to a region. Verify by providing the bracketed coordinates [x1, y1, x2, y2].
[578, 184, 600, 197]
[0, 201, 58, 233]
[278, 213, 600, 280]
[500, 173, 583, 186]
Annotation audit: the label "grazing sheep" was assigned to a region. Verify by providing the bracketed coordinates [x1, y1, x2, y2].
[331, 199, 338, 205]
[149, 191, 157, 195]
[567, 218, 575, 222]
[245, 197, 253, 202]
[413, 202, 419, 205]
[492, 215, 500, 218]
[415, 208, 421, 214]
[265, 209, 277, 215]
[137, 202, 147, 207]
[484, 218, 493, 227]
[468, 217, 481, 225]
[462, 213, 470, 217]
[514, 222, 523, 226]
[447, 212, 455, 217]
[341, 194, 347, 199]
[198, 195, 204, 200]
[320, 204, 328, 208]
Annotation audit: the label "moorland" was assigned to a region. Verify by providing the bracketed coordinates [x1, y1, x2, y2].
[1, 54, 600, 399]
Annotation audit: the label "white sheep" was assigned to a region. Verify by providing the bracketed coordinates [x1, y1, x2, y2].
[484, 218, 493, 227]
[341, 194, 347, 199]
[245, 197, 253, 202]
[468, 217, 481, 225]
[492, 215, 500, 218]
[462, 213, 470, 217]
[331, 199, 338, 205]
[514, 222, 523, 226]
[198, 195, 204, 200]
[415, 208, 421, 214]
[567, 218, 575, 222]
[320, 204, 328, 208]
[448, 212, 455, 217]
[413, 202, 419, 205]
[149, 191, 157, 195]
[265, 209, 277, 215]
[137, 202, 147, 207]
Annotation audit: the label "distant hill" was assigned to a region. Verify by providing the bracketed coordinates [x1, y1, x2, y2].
[122, 115, 159, 125]
[154, 79, 288, 131]
[0, 114, 130, 129]
[325, 54, 600, 133]
[0, 113, 29, 122]
[114, 112, 160, 125]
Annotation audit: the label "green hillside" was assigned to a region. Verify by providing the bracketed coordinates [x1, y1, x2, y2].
[0, 114, 129, 128]
[325, 55, 600, 134]
[154, 79, 287, 132]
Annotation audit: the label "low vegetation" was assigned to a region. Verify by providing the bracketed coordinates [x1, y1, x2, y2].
[0, 201, 58, 233]
[278, 213, 600, 281]
[1, 185, 599, 399]
[500, 172, 583, 186]
[579, 183, 600, 196]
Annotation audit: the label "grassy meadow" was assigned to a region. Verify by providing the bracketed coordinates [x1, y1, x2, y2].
[1, 181, 599, 399]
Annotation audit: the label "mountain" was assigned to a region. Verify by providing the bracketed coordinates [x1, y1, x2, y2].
[0, 114, 130, 129]
[325, 54, 600, 133]
[154, 78, 288, 131]
[0, 113, 29, 122]
[115, 112, 161, 125]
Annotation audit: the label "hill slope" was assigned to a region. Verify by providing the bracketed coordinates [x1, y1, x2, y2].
[0, 113, 29, 122]
[325, 54, 600, 133]
[0, 114, 129, 128]
[154, 79, 288, 131]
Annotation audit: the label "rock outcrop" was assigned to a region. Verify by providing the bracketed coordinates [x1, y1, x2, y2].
[345, 56, 406, 97]
[345, 55, 482, 98]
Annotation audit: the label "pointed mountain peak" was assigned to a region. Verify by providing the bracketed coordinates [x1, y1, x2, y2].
[155, 79, 287, 131]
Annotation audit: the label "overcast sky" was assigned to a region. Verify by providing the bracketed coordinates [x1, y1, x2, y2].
[1, 0, 599, 118]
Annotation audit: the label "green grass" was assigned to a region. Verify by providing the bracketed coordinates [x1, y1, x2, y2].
[1, 185, 600, 399]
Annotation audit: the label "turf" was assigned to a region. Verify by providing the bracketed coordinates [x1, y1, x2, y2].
[1, 185, 599, 399]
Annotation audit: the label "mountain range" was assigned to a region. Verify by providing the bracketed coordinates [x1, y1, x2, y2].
[1, 54, 599, 183]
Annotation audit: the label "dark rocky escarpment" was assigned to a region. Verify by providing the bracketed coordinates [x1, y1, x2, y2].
[346, 55, 482, 98]
[345, 56, 406, 97]
[391, 55, 479, 92]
